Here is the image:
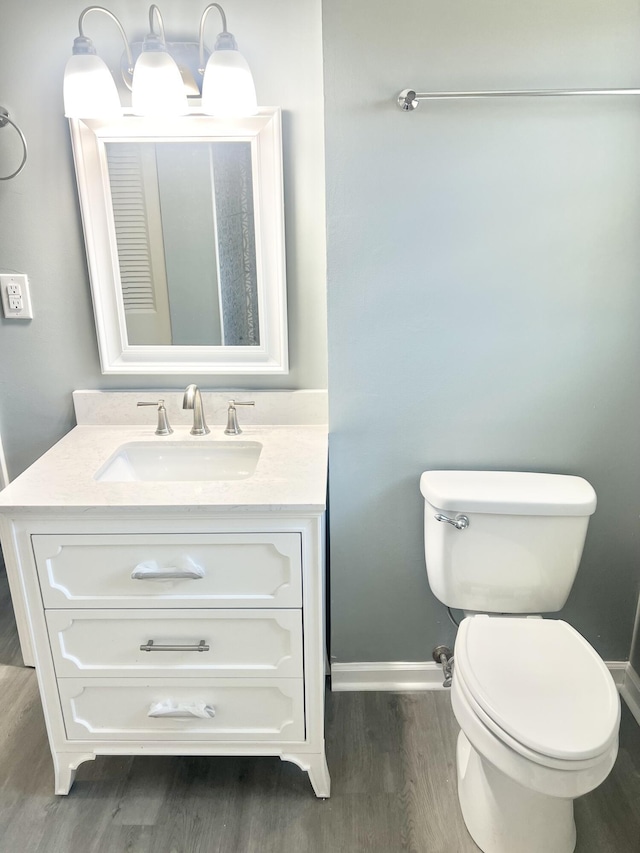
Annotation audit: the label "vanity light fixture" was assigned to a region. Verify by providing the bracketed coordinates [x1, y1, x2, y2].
[131, 5, 188, 117]
[63, 4, 257, 119]
[198, 3, 257, 117]
[63, 6, 130, 119]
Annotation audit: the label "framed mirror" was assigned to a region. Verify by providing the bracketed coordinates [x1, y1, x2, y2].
[69, 109, 288, 373]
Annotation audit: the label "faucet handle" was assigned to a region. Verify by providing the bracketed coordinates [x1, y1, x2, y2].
[224, 400, 255, 435]
[137, 399, 173, 436]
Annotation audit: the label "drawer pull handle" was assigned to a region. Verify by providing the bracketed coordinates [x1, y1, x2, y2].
[140, 640, 210, 653]
[148, 700, 216, 719]
[131, 559, 205, 581]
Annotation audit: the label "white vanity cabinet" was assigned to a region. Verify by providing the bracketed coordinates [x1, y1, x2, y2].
[0, 512, 330, 797]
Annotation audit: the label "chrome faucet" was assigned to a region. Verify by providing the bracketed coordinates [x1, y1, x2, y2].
[183, 384, 210, 435]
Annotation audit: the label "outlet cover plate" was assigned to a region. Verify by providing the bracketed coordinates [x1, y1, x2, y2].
[0, 274, 32, 319]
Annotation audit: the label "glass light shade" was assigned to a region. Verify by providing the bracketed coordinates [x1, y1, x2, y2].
[201, 49, 258, 117]
[63, 53, 121, 119]
[131, 51, 189, 116]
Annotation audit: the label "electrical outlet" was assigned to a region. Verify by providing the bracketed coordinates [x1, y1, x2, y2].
[0, 274, 32, 319]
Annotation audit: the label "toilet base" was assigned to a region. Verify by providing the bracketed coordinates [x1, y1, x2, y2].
[456, 731, 576, 853]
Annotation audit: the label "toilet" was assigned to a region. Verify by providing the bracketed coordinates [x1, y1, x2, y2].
[420, 470, 621, 853]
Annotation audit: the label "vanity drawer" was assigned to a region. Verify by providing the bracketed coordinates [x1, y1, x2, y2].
[46, 609, 303, 678]
[58, 678, 305, 742]
[32, 533, 302, 608]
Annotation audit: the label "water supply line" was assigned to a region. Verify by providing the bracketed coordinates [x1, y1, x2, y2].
[433, 644, 454, 688]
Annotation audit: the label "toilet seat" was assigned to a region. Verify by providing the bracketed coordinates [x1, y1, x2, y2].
[454, 662, 616, 771]
[454, 616, 620, 762]
[451, 667, 619, 800]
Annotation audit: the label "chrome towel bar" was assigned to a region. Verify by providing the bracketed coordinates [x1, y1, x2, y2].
[397, 86, 640, 111]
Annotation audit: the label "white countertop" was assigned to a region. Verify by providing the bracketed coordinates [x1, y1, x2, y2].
[0, 425, 328, 513]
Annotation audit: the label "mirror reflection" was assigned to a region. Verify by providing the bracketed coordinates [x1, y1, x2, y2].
[105, 140, 260, 347]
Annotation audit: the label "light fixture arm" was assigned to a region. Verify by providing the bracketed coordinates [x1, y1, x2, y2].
[77, 5, 134, 73]
[198, 3, 235, 73]
[147, 4, 167, 43]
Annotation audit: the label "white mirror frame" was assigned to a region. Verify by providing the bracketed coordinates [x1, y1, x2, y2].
[69, 108, 288, 374]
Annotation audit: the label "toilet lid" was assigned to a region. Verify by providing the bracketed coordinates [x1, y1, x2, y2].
[455, 617, 620, 761]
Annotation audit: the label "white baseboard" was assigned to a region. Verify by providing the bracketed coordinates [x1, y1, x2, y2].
[606, 661, 628, 688]
[331, 661, 447, 692]
[331, 659, 640, 717]
[619, 663, 640, 726]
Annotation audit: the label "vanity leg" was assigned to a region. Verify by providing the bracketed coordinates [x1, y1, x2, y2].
[307, 753, 331, 798]
[281, 751, 331, 798]
[53, 752, 96, 795]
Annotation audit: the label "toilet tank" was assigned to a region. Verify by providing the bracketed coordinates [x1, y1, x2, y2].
[420, 471, 597, 613]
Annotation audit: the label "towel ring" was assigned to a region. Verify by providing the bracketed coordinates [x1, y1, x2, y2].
[0, 107, 28, 181]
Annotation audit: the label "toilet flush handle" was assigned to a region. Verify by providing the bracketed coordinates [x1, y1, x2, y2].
[435, 513, 470, 530]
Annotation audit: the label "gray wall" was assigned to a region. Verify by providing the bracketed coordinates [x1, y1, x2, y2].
[0, 0, 327, 480]
[324, 0, 640, 663]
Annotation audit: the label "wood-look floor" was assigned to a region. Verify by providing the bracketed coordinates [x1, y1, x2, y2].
[0, 565, 639, 853]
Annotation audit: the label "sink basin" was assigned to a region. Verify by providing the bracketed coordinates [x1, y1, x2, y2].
[94, 441, 262, 483]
